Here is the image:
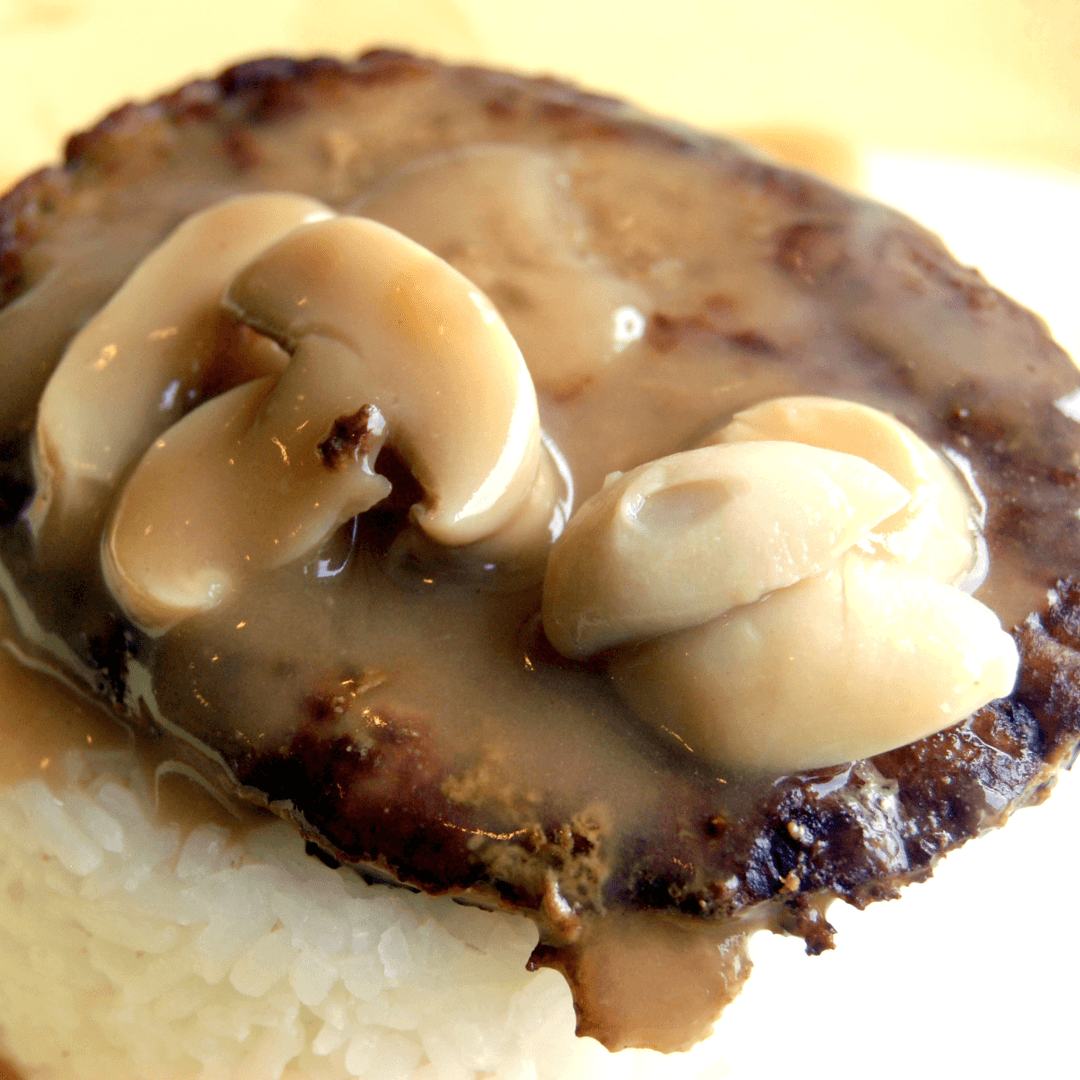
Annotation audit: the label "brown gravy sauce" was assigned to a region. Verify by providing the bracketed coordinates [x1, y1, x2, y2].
[2, 57, 1079, 1055]
[0, 603, 266, 837]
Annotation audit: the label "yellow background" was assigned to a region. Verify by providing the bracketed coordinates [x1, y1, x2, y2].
[2, 0, 1079, 191]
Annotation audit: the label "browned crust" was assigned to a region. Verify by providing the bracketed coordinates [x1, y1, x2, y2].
[0, 49, 704, 309]
[0, 53, 416, 301]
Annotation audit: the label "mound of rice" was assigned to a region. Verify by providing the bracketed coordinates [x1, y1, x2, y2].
[0, 750, 727, 1080]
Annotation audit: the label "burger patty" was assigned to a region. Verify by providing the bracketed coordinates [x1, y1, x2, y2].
[1, 49, 1079, 1052]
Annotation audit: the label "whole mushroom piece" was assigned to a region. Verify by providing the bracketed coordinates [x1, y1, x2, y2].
[88, 209, 563, 632]
[542, 399, 1018, 772]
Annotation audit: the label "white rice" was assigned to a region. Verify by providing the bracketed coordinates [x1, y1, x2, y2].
[0, 750, 728, 1080]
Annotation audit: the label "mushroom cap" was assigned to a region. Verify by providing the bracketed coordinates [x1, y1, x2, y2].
[706, 395, 978, 584]
[542, 440, 910, 658]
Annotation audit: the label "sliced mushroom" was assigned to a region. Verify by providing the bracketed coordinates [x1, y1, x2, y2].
[609, 553, 1019, 773]
[704, 396, 978, 584]
[542, 441, 910, 658]
[106, 216, 558, 631]
[223, 215, 547, 548]
[103, 339, 390, 633]
[352, 145, 652, 396]
[30, 193, 333, 548]
[543, 397, 1018, 772]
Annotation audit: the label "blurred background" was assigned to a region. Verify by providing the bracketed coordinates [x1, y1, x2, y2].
[2, 0, 1078, 359]
[2, 0, 1079, 182]
[1, 3, 1078, 1077]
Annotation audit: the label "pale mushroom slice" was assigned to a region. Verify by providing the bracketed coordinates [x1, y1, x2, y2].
[352, 145, 653, 396]
[103, 338, 392, 634]
[106, 216, 557, 632]
[29, 193, 333, 547]
[609, 553, 1019, 774]
[704, 396, 978, 584]
[224, 215, 548, 548]
[542, 441, 910, 658]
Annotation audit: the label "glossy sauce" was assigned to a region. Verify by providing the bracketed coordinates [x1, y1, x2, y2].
[2, 57, 1079, 1051]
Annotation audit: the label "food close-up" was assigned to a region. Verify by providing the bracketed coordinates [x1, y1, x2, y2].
[1, 5, 1079, 1080]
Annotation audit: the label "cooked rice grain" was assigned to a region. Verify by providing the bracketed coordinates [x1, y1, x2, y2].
[0, 751, 726, 1080]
